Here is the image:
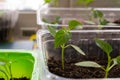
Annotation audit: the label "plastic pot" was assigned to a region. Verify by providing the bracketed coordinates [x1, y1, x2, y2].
[0, 50, 39, 80]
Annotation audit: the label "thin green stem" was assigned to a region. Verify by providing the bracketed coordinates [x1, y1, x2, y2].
[9, 64, 13, 80]
[65, 44, 70, 48]
[109, 63, 116, 71]
[105, 54, 111, 78]
[61, 44, 65, 70]
[105, 70, 109, 78]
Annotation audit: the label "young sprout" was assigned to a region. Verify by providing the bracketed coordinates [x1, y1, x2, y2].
[48, 20, 85, 70]
[75, 38, 120, 78]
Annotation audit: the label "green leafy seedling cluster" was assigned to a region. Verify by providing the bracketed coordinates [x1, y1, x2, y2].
[76, 0, 109, 26]
[0, 53, 34, 80]
[91, 9, 109, 25]
[48, 20, 85, 69]
[43, 0, 108, 27]
[75, 38, 120, 78]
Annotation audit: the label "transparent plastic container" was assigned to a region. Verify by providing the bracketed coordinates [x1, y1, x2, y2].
[0, 50, 39, 80]
[37, 5, 120, 29]
[0, 3, 19, 42]
[37, 29, 120, 80]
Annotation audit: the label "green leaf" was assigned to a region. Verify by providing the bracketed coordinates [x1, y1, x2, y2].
[55, 30, 71, 48]
[75, 61, 102, 68]
[44, 0, 52, 3]
[95, 38, 113, 55]
[86, 0, 94, 6]
[99, 18, 109, 25]
[70, 44, 85, 55]
[92, 10, 103, 18]
[48, 26, 56, 37]
[68, 20, 82, 30]
[116, 56, 120, 66]
[77, 0, 94, 6]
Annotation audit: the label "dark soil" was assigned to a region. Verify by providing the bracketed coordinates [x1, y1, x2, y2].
[0, 77, 29, 80]
[47, 40, 120, 79]
[48, 57, 120, 79]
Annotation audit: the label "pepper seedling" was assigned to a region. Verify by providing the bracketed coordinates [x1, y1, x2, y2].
[48, 20, 85, 70]
[75, 38, 120, 78]
[76, 0, 109, 26]
[91, 9, 109, 26]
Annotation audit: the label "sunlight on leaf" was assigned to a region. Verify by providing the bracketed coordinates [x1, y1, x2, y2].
[70, 44, 85, 55]
[75, 61, 102, 68]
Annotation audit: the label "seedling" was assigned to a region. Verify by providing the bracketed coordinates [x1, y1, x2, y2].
[48, 20, 85, 70]
[75, 38, 120, 78]
[91, 9, 109, 26]
[43, 0, 109, 27]
[0, 53, 34, 80]
[76, 0, 109, 26]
